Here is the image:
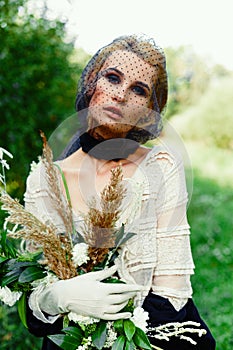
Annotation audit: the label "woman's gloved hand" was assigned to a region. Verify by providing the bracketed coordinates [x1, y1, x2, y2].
[38, 265, 142, 320]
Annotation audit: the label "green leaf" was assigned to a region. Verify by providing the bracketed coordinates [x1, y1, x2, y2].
[1, 260, 45, 286]
[133, 327, 152, 350]
[18, 250, 43, 262]
[125, 339, 136, 350]
[115, 225, 137, 248]
[117, 231, 137, 247]
[0, 256, 8, 263]
[114, 224, 125, 244]
[48, 334, 80, 350]
[112, 335, 126, 350]
[54, 163, 72, 207]
[107, 250, 119, 265]
[0, 230, 7, 253]
[122, 299, 134, 313]
[5, 259, 38, 272]
[18, 266, 45, 283]
[92, 321, 107, 349]
[11, 260, 39, 268]
[113, 319, 124, 334]
[63, 326, 83, 340]
[103, 277, 125, 284]
[18, 292, 28, 328]
[1, 268, 21, 286]
[108, 225, 137, 265]
[123, 319, 136, 341]
[75, 231, 86, 243]
[6, 240, 17, 258]
[0, 230, 17, 258]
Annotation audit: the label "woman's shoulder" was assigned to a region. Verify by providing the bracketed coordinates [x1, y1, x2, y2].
[143, 143, 184, 168]
[54, 149, 84, 172]
[25, 159, 48, 194]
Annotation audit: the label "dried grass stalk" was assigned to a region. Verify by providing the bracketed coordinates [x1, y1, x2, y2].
[0, 132, 78, 279]
[83, 166, 126, 271]
[40, 131, 74, 239]
[0, 192, 77, 279]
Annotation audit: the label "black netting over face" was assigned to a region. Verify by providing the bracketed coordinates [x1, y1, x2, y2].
[75, 34, 168, 144]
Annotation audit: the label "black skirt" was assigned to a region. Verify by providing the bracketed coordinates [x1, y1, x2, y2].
[26, 293, 216, 350]
[142, 293, 216, 350]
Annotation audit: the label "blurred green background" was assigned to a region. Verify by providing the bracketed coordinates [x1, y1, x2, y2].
[0, 0, 232, 349]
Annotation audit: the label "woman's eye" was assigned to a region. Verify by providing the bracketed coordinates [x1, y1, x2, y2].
[132, 85, 147, 96]
[106, 73, 120, 84]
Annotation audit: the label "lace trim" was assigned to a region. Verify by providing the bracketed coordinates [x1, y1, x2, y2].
[169, 297, 188, 312]
[152, 285, 192, 299]
[157, 224, 191, 235]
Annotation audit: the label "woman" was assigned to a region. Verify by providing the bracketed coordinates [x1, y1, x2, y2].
[24, 35, 216, 349]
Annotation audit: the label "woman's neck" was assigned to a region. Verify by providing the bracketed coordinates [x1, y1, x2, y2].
[88, 125, 128, 141]
[87, 145, 150, 175]
[79, 131, 139, 161]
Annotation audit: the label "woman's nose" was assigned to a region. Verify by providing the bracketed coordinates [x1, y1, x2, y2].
[111, 86, 128, 103]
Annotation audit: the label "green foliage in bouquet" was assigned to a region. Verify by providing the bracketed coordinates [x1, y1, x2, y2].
[49, 319, 152, 350]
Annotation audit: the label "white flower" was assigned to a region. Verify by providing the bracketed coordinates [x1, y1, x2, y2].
[72, 243, 90, 267]
[29, 156, 41, 174]
[130, 307, 149, 333]
[0, 159, 10, 171]
[0, 148, 13, 176]
[0, 286, 22, 306]
[29, 161, 38, 173]
[68, 312, 99, 325]
[31, 272, 59, 288]
[104, 322, 117, 348]
[76, 337, 92, 350]
[0, 147, 13, 160]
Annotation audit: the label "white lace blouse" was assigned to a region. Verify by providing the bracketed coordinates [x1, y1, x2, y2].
[24, 145, 195, 319]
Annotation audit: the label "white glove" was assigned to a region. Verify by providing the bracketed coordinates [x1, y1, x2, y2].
[38, 265, 142, 320]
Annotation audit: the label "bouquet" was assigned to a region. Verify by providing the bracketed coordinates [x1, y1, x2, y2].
[0, 140, 207, 350]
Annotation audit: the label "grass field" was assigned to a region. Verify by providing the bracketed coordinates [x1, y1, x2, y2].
[184, 141, 233, 350]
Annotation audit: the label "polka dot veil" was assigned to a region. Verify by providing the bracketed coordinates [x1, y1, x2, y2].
[57, 34, 168, 159]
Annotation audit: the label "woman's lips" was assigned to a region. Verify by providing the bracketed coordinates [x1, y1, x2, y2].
[103, 106, 123, 120]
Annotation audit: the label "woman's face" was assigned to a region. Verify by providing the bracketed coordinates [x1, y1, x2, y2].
[88, 50, 156, 138]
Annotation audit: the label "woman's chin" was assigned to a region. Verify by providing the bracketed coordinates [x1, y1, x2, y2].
[89, 122, 132, 139]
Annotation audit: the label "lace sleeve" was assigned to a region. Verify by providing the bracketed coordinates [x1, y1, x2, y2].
[24, 161, 65, 230]
[152, 153, 195, 311]
[24, 161, 51, 221]
[155, 151, 188, 216]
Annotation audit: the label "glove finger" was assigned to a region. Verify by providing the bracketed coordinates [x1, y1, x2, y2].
[89, 265, 117, 281]
[101, 312, 132, 321]
[107, 283, 143, 294]
[108, 292, 136, 304]
[106, 301, 129, 314]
